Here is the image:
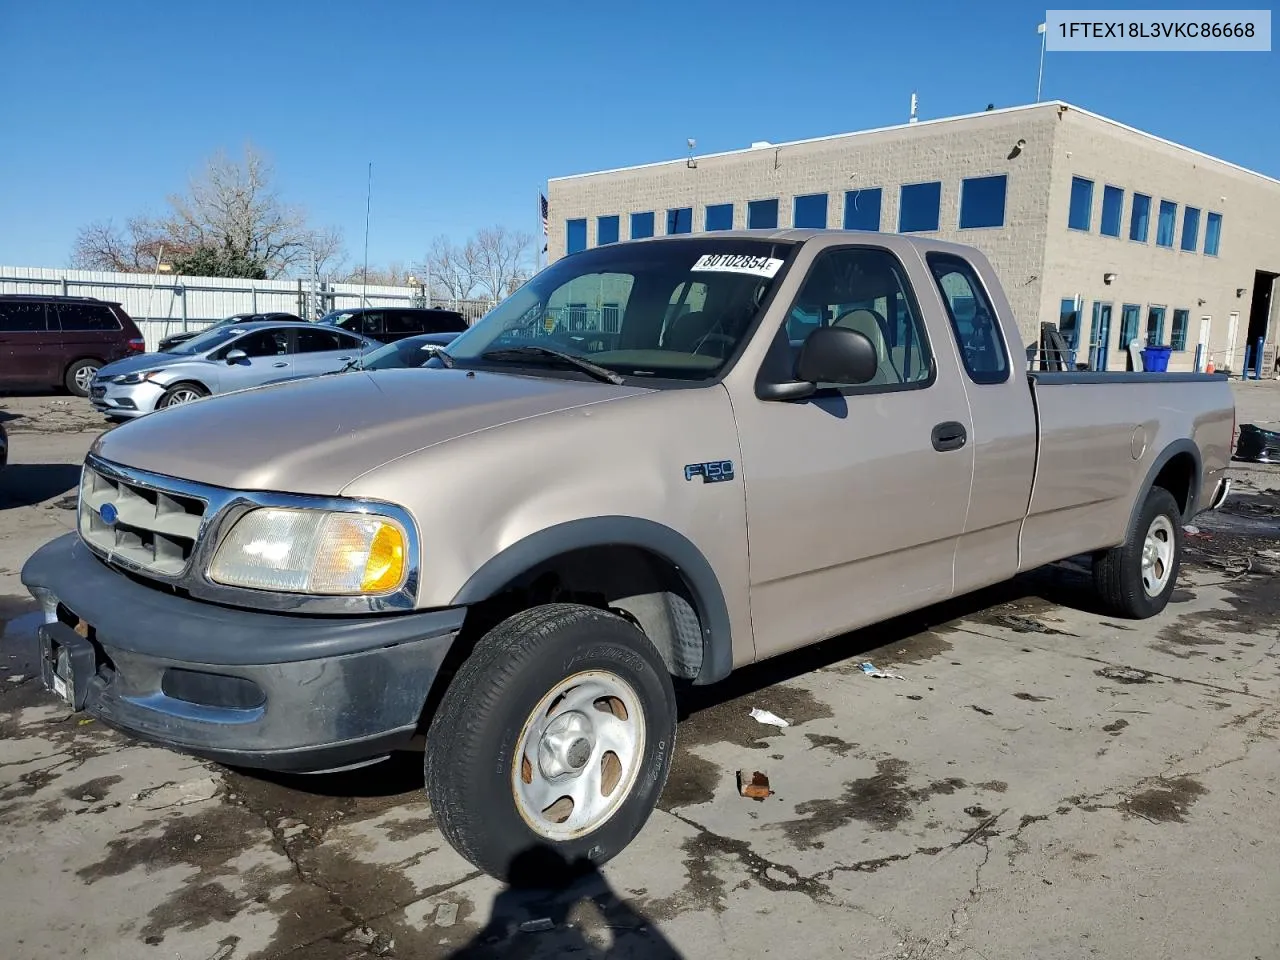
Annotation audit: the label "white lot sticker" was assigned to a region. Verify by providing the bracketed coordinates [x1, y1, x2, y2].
[691, 253, 784, 277]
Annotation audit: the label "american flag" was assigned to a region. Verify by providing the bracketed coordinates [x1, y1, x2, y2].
[540, 193, 549, 252]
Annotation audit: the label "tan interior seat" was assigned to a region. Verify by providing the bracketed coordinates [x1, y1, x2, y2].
[832, 308, 900, 384]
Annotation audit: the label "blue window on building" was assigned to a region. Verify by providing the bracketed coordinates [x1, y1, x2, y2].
[566, 218, 587, 254]
[1205, 212, 1223, 256]
[666, 207, 692, 234]
[596, 215, 619, 245]
[1129, 193, 1151, 242]
[793, 193, 828, 229]
[959, 175, 1007, 229]
[843, 188, 881, 231]
[1147, 305, 1166, 345]
[1172, 309, 1190, 350]
[1181, 206, 1200, 252]
[1118, 304, 1141, 349]
[1156, 200, 1177, 247]
[705, 203, 733, 231]
[899, 181, 942, 232]
[747, 198, 779, 229]
[1059, 298, 1080, 351]
[1068, 177, 1093, 231]
[1100, 185, 1123, 237]
[630, 211, 655, 239]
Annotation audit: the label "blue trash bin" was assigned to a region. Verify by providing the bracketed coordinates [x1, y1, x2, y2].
[1141, 345, 1172, 372]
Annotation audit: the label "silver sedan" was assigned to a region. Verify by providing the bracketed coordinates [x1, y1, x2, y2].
[90, 321, 379, 419]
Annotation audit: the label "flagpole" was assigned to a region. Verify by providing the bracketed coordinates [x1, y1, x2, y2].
[1036, 22, 1047, 101]
[537, 189, 544, 273]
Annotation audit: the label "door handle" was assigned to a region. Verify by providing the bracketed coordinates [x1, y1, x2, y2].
[272, 361, 288, 368]
[336, 356, 351, 362]
[931, 421, 967, 452]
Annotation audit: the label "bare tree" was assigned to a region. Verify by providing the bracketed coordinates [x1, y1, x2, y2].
[70, 144, 347, 279]
[426, 235, 479, 300]
[344, 261, 409, 285]
[70, 216, 166, 272]
[471, 226, 533, 301]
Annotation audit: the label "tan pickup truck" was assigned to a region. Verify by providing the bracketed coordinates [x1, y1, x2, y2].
[22, 229, 1235, 883]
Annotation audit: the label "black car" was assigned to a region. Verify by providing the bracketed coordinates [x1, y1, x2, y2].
[157, 312, 304, 352]
[318, 306, 467, 344]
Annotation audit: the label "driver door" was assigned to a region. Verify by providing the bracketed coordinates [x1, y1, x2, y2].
[735, 242, 975, 656]
[215, 328, 293, 392]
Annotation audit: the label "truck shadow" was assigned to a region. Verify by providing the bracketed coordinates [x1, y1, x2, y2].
[0, 463, 83, 509]
[237, 560, 1105, 802]
[443, 845, 683, 959]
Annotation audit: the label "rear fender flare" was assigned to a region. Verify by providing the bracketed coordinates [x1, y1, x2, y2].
[450, 516, 732, 685]
[1125, 439, 1202, 535]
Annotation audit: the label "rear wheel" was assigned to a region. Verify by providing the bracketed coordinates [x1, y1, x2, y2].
[159, 382, 208, 408]
[1093, 486, 1183, 619]
[424, 603, 676, 886]
[64, 359, 101, 397]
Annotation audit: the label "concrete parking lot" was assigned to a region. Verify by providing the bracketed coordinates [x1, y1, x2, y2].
[2, 385, 1279, 960]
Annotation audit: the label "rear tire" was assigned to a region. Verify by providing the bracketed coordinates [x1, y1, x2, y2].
[159, 382, 209, 408]
[1093, 486, 1183, 619]
[64, 359, 101, 397]
[424, 603, 676, 886]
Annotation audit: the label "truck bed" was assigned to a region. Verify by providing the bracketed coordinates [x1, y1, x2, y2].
[1020, 370, 1235, 572]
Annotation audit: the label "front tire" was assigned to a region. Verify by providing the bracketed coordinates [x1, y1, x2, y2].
[64, 359, 101, 397]
[1093, 486, 1183, 619]
[424, 603, 676, 886]
[159, 382, 209, 408]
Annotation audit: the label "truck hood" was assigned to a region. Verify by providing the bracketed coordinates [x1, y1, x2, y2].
[92, 368, 653, 495]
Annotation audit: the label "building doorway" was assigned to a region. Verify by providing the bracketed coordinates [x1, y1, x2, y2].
[1196, 316, 1212, 371]
[1090, 302, 1112, 371]
[1245, 270, 1278, 375]
[1226, 312, 1240, 371]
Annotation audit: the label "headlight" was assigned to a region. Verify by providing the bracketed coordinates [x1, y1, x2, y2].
[208, 508, 408, 595]
[112, 370, 164, 385]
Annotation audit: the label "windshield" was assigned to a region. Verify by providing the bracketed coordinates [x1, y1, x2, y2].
[319, 311, 358, 327]
[358, 337, 442, 370]
[168, 325, 250, 355]
[442, 237, 797, 382]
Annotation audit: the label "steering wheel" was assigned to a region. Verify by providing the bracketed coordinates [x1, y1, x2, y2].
[692, 333, 736, 358]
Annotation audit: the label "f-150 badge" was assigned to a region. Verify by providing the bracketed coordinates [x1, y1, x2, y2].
[684, 461, 734, 483]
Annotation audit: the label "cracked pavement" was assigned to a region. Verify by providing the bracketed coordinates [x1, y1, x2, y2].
[3, 388, 1280, 959]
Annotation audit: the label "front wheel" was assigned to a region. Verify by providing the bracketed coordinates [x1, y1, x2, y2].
[424, 603, 676, 885]
[159, 382, 209, 408]
[1093, 486, 1183, 619]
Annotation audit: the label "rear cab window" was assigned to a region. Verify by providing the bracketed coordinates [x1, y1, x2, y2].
[925, 253, 1010, 385]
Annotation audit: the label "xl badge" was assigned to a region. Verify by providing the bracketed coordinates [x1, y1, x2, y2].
[99, 502, 119, 526]
[684, 461, 734, 484]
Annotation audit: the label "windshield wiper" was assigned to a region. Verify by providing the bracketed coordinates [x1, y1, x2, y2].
[434, 349, 455, 368]
[480, 346, 624, 384]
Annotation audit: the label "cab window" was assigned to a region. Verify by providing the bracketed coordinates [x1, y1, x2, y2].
[926, 253, 1010, 385]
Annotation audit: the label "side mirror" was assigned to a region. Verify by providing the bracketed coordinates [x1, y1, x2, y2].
[225, 349, 247, 364]
[795, 325, 878, 386]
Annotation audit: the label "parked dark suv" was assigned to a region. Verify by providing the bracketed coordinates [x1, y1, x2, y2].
[0, 295, 146, 396]
[318, 306, 468, 343]
[157, 311, 304, 352]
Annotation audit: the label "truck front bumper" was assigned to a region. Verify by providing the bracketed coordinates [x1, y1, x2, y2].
[20, 533, 465, 773]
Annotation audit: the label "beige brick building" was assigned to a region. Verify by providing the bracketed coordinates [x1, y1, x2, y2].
[546, 101, 1280, 374]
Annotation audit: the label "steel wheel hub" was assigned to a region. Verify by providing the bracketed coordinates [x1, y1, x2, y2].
[1141, 515, 1175, 597]
[511, 670, 646, 842]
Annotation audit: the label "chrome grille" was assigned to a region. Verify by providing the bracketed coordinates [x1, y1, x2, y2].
[78, 461, 208, 578]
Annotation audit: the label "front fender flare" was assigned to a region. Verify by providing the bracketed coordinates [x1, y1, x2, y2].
[450, 516, 733, 685]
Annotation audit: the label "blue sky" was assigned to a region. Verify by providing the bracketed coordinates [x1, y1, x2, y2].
[1, 0, 1275, 272]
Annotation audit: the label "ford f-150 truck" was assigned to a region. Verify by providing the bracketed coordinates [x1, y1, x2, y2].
[21, 230, 1235, 884]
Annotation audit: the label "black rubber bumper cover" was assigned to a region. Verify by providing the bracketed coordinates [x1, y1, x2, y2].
[21, 533, 466, 773]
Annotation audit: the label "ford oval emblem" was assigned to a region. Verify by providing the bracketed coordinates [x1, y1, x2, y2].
[99, 502, 118, 526]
